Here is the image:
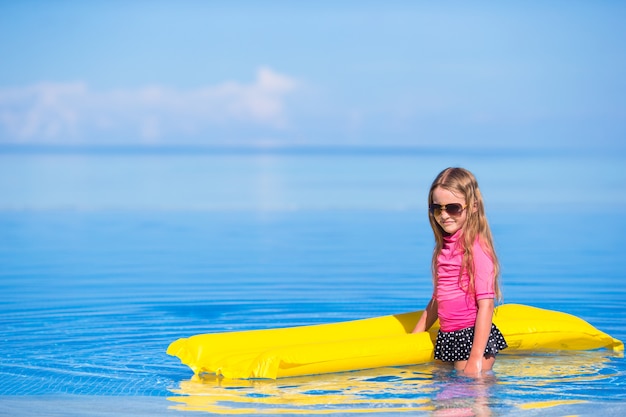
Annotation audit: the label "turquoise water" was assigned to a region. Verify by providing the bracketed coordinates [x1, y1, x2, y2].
[1, 148, 625, 416]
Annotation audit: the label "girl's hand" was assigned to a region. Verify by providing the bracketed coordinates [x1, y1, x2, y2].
[463, 356, 483, 375]
[412, 298, 438, 333]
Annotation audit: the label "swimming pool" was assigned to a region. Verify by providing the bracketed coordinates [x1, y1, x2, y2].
[1, 150, 624, 415]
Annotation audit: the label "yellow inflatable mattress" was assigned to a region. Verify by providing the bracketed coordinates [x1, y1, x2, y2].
[167, 304, 622, 379]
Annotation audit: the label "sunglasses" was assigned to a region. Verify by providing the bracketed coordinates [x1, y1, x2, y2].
[429, 203, 467, 216]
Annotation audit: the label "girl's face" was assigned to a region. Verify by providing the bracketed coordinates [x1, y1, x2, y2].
[431, 186, 468, 235]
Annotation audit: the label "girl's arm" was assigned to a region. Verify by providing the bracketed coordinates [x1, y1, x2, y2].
[412, 297, 438, 333]
[464, 298, 495, 374]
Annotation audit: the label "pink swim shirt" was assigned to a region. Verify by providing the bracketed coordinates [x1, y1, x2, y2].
[435, 229, 495, 332]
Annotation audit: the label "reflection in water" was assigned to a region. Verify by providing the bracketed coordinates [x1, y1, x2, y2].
[430, 368, 496, 417]
[168, 351, 620, 414]
[168, 365, 436, 414]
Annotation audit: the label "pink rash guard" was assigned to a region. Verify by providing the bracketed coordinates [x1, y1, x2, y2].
[435, 229, 495, 332]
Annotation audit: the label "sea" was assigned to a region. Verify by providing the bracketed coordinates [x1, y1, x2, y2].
[0, 145, 624, 416]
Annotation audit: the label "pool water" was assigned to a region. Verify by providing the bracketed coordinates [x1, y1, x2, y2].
[1, 150, 625, 416]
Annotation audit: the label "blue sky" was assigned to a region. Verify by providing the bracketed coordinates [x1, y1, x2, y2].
[1, 1, 625, 150]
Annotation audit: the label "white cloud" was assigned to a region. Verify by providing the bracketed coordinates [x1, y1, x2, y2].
[0, 67, 298, 143]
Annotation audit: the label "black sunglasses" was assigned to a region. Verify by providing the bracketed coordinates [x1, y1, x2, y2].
[429, 203, 467, 216]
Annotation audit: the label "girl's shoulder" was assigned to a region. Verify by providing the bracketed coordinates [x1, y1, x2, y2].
[472, 235, 494, 262]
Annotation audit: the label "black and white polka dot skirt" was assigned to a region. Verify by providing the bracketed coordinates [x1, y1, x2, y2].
[434, 323, 508, 362]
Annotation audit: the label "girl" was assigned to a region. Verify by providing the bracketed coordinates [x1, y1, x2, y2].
[413, 167, 507, 375]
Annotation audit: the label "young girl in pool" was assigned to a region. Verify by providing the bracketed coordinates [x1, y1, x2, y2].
[413, 167, 507, 374]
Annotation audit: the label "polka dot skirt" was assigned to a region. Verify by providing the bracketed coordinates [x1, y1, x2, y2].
[434, 323, 508, 362]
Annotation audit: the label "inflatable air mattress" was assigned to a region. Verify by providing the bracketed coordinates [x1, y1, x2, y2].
[167, 304, 623, 379]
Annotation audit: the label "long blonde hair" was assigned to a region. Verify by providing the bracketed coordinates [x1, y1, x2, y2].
[428, 167, 502, 301]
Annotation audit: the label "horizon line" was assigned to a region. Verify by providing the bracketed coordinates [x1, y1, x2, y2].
[0, 142, 612, 157]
